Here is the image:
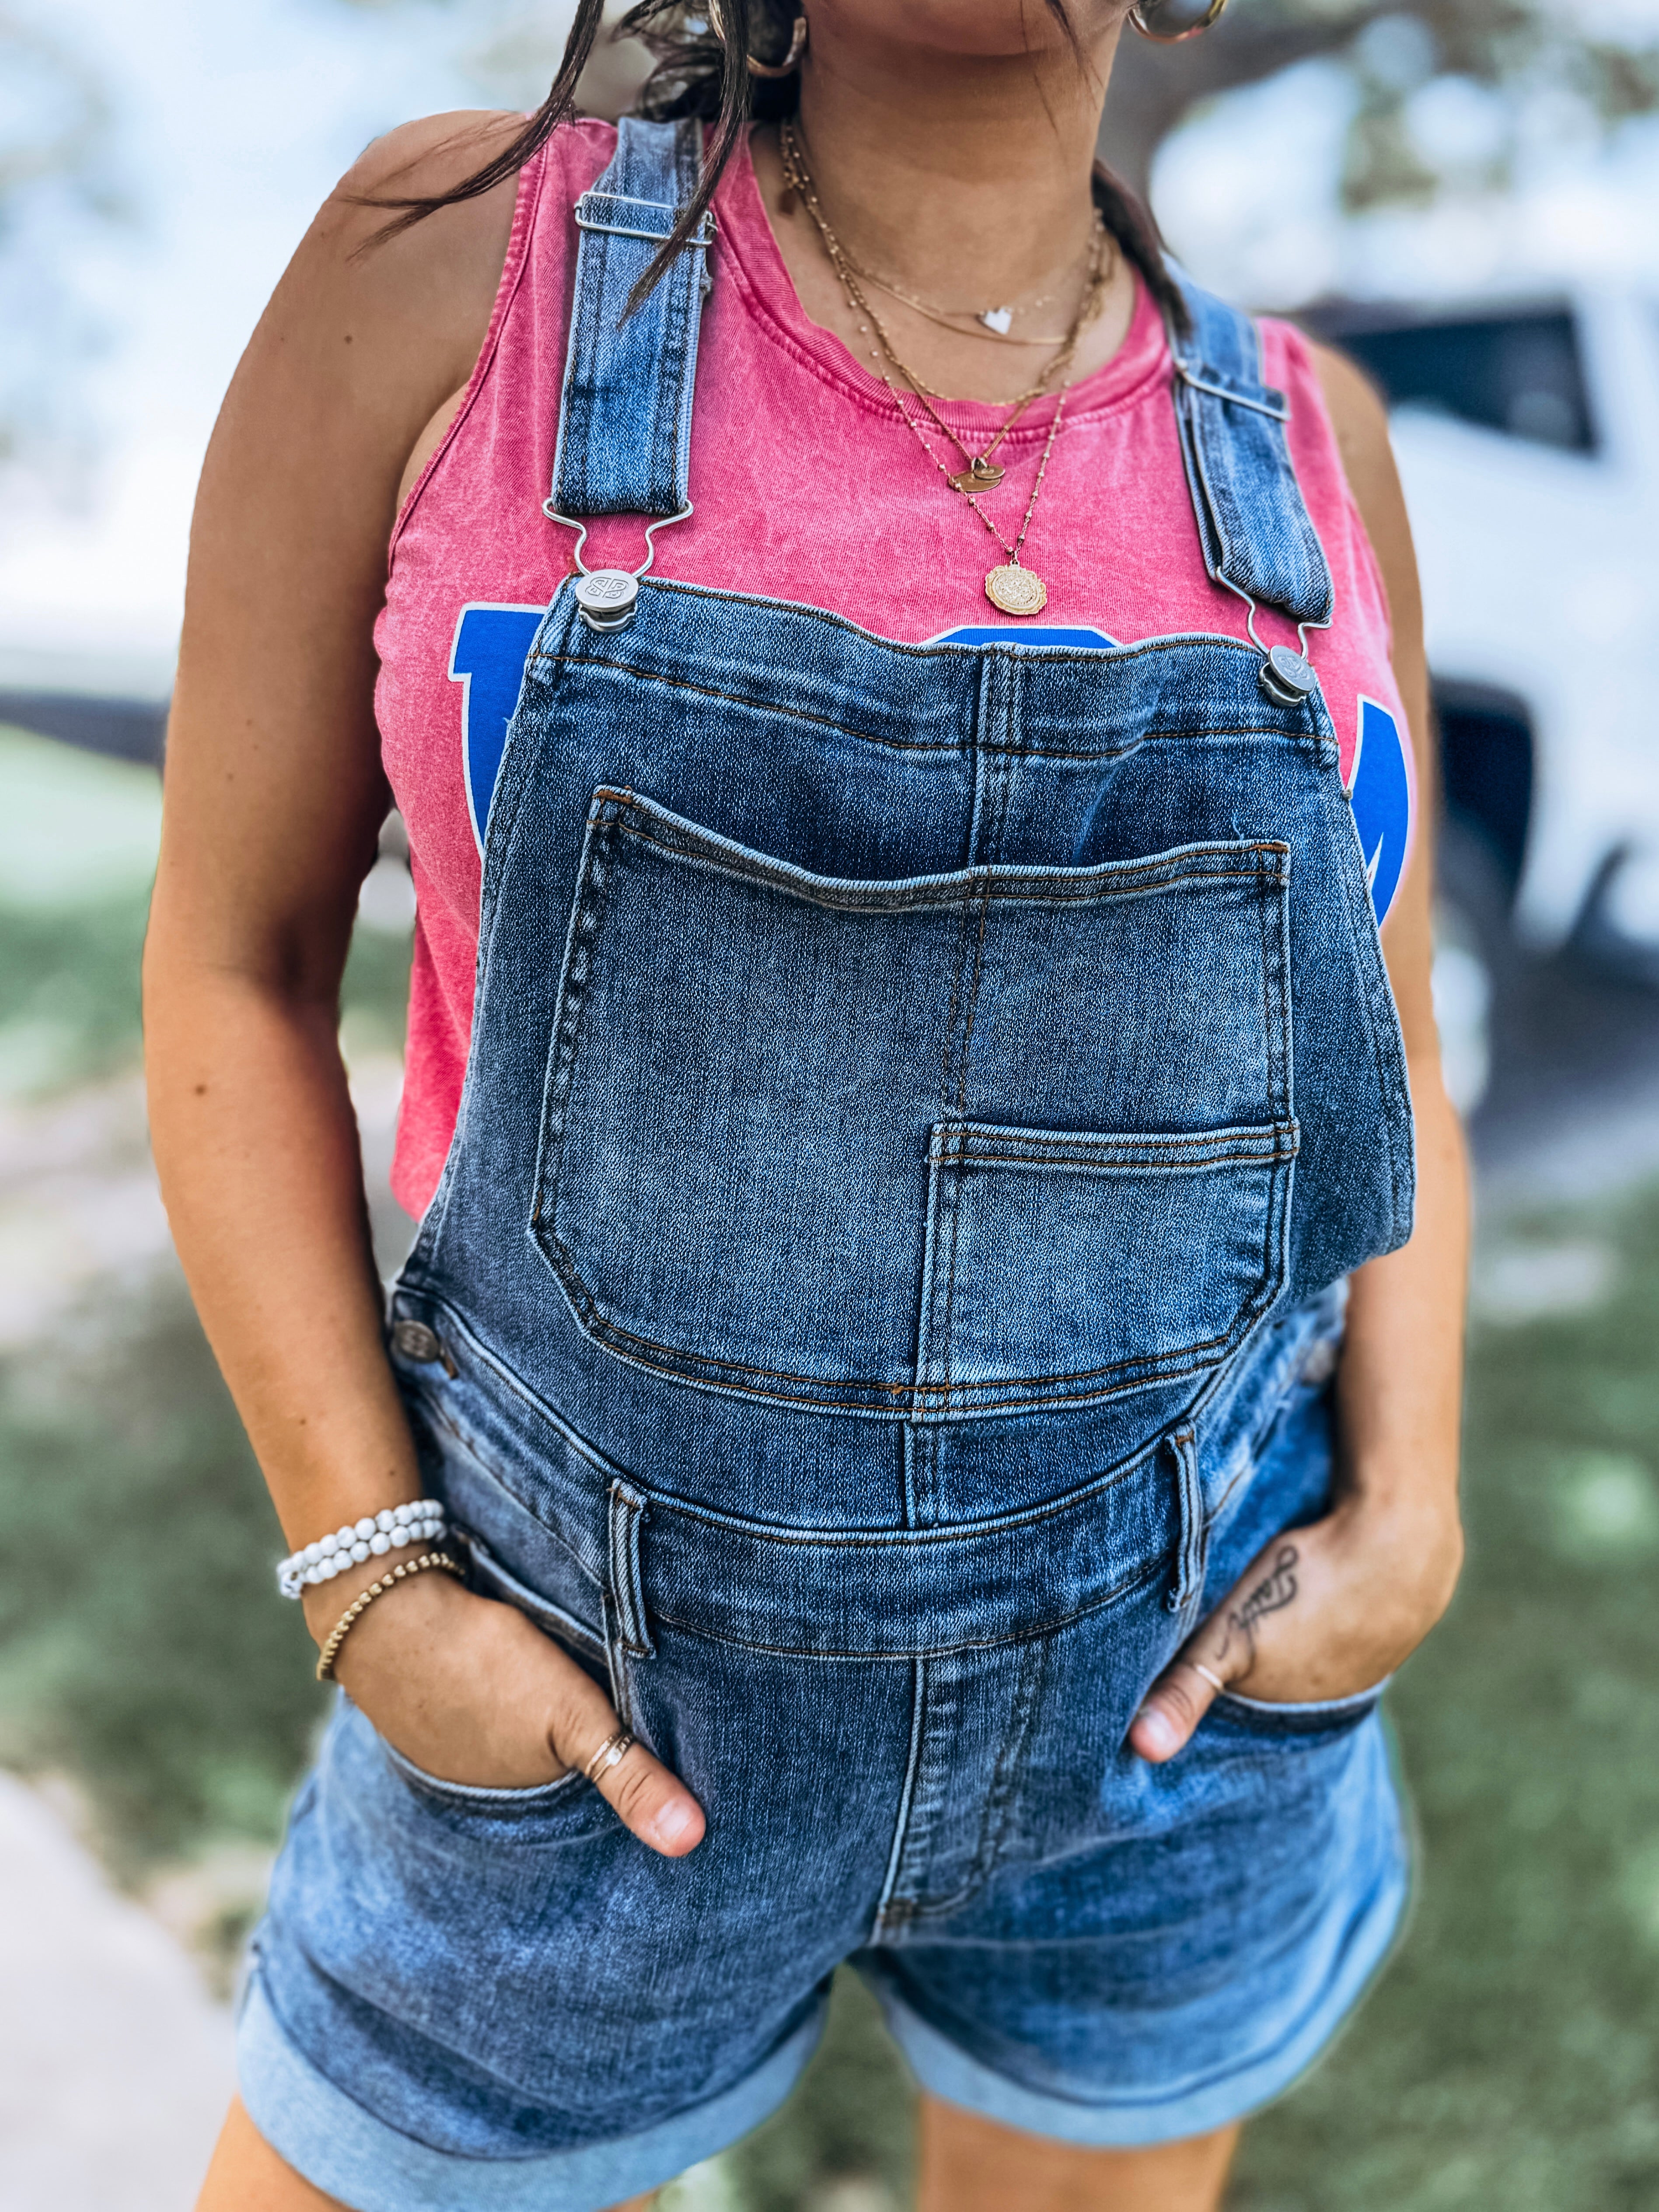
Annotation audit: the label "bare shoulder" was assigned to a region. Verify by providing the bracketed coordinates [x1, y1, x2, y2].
[1303, 339, 1399, 533]
[192, 108, 531, 612]
[344, 107, 526, 197]
[1299, 336, 1419, 636]
[171, 109, 538, 907]
[278, 109, 528, 404]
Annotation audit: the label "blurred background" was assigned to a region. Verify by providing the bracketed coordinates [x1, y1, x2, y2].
[3, 0, 1659, 2205]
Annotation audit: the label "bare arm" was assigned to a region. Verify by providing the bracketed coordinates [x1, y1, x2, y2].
[144, 113, 702, 1855]
[1132, 345, 1468, 1755]
[1319, 340, 1467, 1611]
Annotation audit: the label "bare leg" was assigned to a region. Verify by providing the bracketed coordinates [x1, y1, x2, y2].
[196, 2100, 349, 2211]
[916, 2095, 1240, 2212]
[196, 2097, 656, 2212]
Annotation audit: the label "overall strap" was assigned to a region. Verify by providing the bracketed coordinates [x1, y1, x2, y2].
[550, 117, 714, 521]
[1168, 273, 1335, 634]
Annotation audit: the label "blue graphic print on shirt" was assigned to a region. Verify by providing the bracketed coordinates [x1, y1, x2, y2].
[449, 603, 544, 849]
[928, 625, 1121, 651]
[1347, 695, 1411, 926]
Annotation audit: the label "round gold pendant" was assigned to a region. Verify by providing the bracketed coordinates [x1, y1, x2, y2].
[949, 459, 1006, 493]
[985, 563, 1048, 617]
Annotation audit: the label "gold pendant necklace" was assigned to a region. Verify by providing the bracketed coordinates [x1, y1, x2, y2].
[778, 121, 1105, 495]
[949, 456, 1006, 493]
[891, 383, 1071, 616]
[985, 564, 1049, 616]
[778, 121, 1086, 615]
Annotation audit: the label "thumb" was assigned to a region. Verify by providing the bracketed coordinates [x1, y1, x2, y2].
[1129, 1648, 1230, 1764]
[550, 1668, 706, 1857]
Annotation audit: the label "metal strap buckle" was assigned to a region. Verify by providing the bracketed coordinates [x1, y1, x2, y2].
[573, 192, 716, 250]
[541, 505, 695, 633]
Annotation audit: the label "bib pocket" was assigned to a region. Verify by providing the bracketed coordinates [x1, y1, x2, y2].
[531, 788, 1294, 1419]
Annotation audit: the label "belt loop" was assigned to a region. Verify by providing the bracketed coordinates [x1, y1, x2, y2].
[1167, 1427, 1207, 1621]
[608, 1482, 655, 1659]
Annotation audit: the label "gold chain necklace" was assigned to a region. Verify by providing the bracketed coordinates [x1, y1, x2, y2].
[897, 383, 1071, 615]
[778, 121, 1088, 616]
[779, 120, 1105, 492]
[849, 222, 1106, 344]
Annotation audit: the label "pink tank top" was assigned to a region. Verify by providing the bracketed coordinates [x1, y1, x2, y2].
[376, 122, 1412, 1222]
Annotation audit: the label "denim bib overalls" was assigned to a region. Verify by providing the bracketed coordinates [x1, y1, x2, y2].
[244, 121, 1418, 2210]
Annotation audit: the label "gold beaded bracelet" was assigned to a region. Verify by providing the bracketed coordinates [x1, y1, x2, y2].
[314, 1551, 465, 1682]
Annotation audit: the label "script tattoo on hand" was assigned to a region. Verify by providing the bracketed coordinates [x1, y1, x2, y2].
[1214, 1543, 1300, 1677]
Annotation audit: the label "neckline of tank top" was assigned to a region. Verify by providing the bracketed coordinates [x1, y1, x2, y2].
[709, 128, 1176, 443]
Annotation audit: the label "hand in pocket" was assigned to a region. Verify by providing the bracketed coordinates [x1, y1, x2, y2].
[306, 1566, 705, 1854]
[1129, 1493, 1463, 1762]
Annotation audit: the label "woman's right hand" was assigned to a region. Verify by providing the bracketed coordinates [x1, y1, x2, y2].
[302, 1566, 706, 1858]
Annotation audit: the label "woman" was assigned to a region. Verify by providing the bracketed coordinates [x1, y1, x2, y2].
[152, 2, 1467, 2206]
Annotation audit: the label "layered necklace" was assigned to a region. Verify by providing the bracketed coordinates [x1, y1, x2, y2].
[844, 237, 1103, 346]
[779, 119, 1111, 617]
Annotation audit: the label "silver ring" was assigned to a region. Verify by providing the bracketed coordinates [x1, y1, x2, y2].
[583, 1729, 636, 1784]
[1191, 1662, 1228, 1696]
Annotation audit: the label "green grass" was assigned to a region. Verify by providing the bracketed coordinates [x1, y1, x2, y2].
[0, 882, 152, 1096]
[0, 732, 411, 1878]
[1224, 1196, 1659, 2210]
[0, 722, 411, 1104]
[0, 1282, 327, 1873]
[0, 880, 411, 1105]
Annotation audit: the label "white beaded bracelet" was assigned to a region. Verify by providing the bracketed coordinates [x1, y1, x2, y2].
[276, 1499, 449, 1600]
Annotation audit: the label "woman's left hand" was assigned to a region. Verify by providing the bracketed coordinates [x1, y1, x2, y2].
[1129, 1493, 1463, 1762]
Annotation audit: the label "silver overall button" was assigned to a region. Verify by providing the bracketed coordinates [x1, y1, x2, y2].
[391, 1319, 444, 1363]
[573, 570, 640, 632]
[1259, 644, 1318, 707]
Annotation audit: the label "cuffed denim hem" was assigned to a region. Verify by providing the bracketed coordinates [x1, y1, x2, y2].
[859, 1844, 1409, 2150]
[237, 1968, 823, 2212]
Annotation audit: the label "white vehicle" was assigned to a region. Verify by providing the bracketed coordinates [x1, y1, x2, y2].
[1307, 290, 1659, 1098]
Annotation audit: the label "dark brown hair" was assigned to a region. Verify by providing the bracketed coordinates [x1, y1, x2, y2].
[373, 0, 1186, 332]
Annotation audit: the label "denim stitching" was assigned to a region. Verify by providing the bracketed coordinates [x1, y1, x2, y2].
[1313, 730, 1416, 1244]
[406, 1386, 601, 1591]
[872, 1658, 929, 1939]
[910, 1632, 1048, 1922]
[555, 1255, 1282, 1401]
[602, 1591, 636, 1732]
[528, 634, 1321, 757]
[635, 1433, 1156, 1545]
[538, 1272, 1290, 1414]
[1165, 1427, 1207, 1618]
[928, 1128, 1299, 1171]
[608, 1483, 655, 1660]
[606, 796, 1289, 907]
[465, 1537, 608, 1660]
[650, 1552, 1169, 1662]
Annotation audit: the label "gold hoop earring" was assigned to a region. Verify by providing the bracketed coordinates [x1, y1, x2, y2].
[732, 11, 808, 77]
[1128, 0, 1227, 41]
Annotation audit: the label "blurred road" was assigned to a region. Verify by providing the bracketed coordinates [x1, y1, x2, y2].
[0, 1776, 233, 2212]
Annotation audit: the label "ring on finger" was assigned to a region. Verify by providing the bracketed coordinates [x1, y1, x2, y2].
[1191, 1662, 1228, 1696]
[583, 1728, 637, 1784]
